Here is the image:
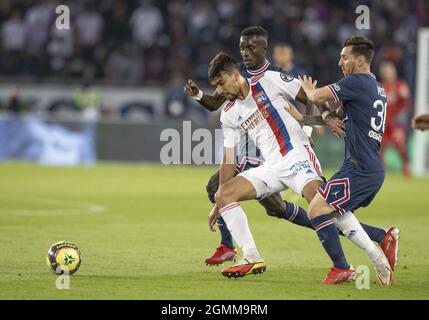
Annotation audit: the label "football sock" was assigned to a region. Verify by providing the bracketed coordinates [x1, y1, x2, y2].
[278, 201, 385, 243]
[220, 202, 262, 262]
[217, 216, 235, 249]
[337, 222, 386, 243]
[359, 223, 386, 244]
[281, 201, 313, 228]
[333, 211, 382, 260]
[311, 214, 349, 270]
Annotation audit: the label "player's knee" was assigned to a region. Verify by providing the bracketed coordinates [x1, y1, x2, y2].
[308, 198, 331, 219]
[308, 200, 322, 219]
[215, 185, 236, 209]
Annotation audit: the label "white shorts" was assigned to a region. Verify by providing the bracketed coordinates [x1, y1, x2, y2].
[238, 145, 323, 199]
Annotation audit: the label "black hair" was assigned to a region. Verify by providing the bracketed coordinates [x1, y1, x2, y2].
[240, 26, 269, 40]
[208, 52, 238, 81]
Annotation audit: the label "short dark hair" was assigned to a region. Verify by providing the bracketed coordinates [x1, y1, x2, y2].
[208, 52, 238, 81]
[344, 36, 374, 63]
[241, 26, 269, 40]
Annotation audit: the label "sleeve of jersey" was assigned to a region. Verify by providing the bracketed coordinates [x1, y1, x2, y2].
[271, 72, 301, 99]
[220, 111, 240, 148]
[327, 76, 357, 103]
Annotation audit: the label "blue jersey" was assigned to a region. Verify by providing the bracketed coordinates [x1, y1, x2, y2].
[328, 73, 387, 173]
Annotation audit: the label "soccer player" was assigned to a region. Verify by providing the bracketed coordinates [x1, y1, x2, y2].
[186, 27, 396, 275]
[207, 51, 394, 284]
[298, 37, 400, 285]
[379, 61, 411, 176]
[412, 114, 429, 130]
[184, 27, 332, 266]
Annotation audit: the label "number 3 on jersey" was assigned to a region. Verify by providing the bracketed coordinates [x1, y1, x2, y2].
[371, 100, 387, 133]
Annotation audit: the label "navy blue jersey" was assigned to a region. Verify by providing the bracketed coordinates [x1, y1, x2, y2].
[328, 73, 387, 173]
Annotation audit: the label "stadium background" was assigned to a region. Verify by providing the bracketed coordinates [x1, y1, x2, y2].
[0, 0, 427, 169]
[0, 0, 429, 300]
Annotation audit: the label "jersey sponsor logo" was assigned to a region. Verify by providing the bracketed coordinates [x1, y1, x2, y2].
[377, 86, 386, 98]
[240, 110, 266, 131]
[368, 130, 382, 142]
[290, 160, 311, 176]
[280, 72, 294, 82]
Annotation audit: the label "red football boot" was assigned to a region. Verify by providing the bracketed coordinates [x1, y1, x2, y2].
[204, 244, 237, 266]
[322, 267, 355, 284]
[380, 227, 400, 271]
[221, 259, 266, 278]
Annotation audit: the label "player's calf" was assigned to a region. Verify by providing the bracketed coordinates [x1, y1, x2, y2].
[206, 170, 220, 204]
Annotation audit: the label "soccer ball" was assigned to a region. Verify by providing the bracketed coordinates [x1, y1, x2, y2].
[46, 241, 81, 275]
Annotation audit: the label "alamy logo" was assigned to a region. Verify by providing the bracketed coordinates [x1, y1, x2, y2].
[355, 5, 370, 30]
[355, 265, 370, 290]
[55, 5, 70, 30]
[56, 266, 70, 290]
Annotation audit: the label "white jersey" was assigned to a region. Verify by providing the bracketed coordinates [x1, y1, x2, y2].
[221, 70, 310, 165]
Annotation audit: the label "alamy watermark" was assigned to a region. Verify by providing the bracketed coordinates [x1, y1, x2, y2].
[160, 121, 266, 165]
[355, 5, 370, 30]
[55, 5, 70, 30]
[55, 266, 70, 290]
[355, 265, 371, 290]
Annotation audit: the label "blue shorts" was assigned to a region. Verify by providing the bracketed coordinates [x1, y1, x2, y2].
[317, 163, 385, 215]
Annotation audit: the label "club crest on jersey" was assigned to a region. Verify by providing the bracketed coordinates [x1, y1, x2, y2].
[254, 91, 268, 104]
[280, 72, 294, 82]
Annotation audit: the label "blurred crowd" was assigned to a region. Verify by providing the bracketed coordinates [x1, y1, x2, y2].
[0, 0, 427, 89]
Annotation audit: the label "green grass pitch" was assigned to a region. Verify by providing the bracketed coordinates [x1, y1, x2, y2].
[0, 163, 428, 300]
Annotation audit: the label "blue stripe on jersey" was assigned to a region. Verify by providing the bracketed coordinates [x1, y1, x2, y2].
[253, 82, 293, 155]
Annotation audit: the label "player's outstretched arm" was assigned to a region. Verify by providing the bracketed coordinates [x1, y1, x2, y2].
[184, 79, 227, 111]
[297, 75, 346, 137]
[286, 102, 325, 126]
[412, 114, 429, 131]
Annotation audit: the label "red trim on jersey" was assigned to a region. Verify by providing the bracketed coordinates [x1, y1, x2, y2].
[235, 156, 264, 173]
[317, 178, 350, 215]
[251, 73, 265, 84]
[304, 145, 321, 176]
[327, 85, 340, 103]
[223, 100, 235, 112]
[247, 60, 270, 76]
